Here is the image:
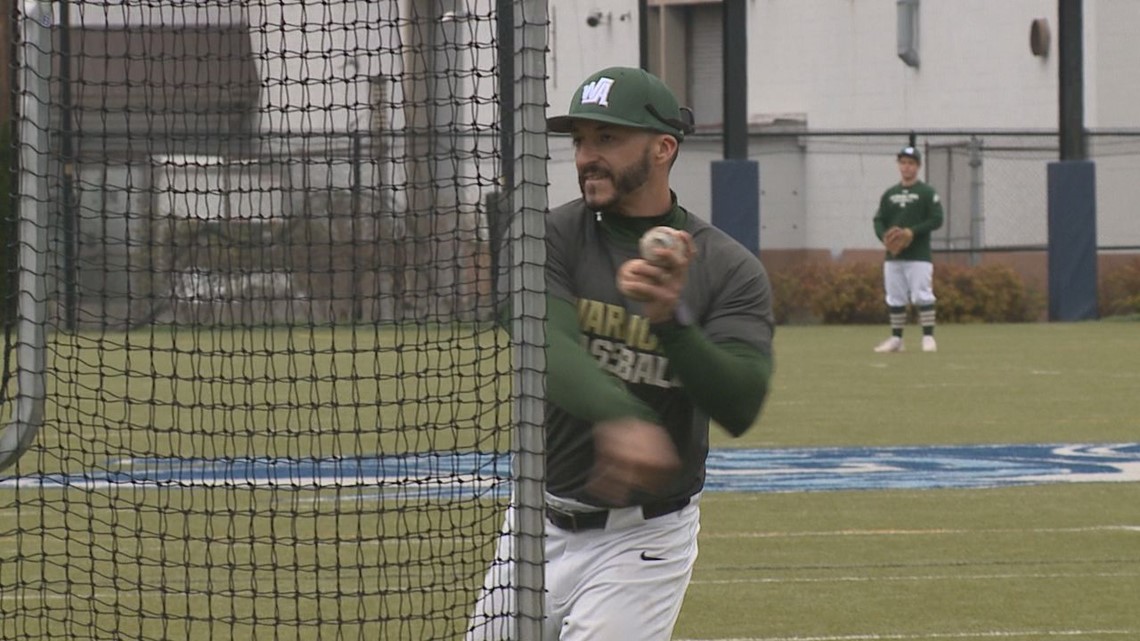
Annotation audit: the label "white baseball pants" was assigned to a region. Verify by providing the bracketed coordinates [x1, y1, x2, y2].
[883, 260, 936, 307]
[466, 501, 700, 641]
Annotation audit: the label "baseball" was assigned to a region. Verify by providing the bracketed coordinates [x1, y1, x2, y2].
[639, 226, 681, 265]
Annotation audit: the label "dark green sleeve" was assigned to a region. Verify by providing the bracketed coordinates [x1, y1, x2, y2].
[652, 323, 773, 437]
[546, 296, 660, 424]
[872, 192, 890, 239]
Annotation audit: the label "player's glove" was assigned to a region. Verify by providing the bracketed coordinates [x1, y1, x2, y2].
[883, 226, 914, 256]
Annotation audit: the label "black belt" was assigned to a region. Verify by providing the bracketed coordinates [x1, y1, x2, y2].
[546, 497, 691, 532]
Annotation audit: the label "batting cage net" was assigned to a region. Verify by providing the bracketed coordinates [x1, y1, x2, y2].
[1, 1, 548, 639]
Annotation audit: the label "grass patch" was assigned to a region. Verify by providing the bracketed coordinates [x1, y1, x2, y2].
[2, 321, 1137, 639]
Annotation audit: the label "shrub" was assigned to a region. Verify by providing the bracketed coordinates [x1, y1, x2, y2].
[770, 263, 831, 324]
[810, 262, 886, 324]
[933, 263, 1044, 323]
[769, 261, 1043, 325]
[769, 262, 885, 325]
[1099, 258, 1140, 318]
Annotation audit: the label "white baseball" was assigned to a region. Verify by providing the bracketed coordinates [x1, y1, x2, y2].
[639, 226, 681, 265]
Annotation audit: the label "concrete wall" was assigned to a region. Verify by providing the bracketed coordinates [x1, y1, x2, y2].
[1086, 0, 1140, 128]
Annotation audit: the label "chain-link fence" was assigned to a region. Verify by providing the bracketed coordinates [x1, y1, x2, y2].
[61, 130, 503, 330]
[734, 130, 1140, 259]
[61, 109, 1140, 328]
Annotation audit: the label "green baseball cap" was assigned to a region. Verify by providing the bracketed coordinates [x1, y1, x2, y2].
[898, 145, 922, 163]
[547, 66, 693, 141]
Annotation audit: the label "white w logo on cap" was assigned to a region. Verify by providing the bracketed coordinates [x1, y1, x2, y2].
[580, 78, 615, 107]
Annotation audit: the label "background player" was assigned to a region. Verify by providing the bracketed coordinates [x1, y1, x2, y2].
[467, 66, 775, 640]
[873, 145, 944, 353]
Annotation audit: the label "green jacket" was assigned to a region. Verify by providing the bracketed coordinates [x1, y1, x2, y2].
[873, 181, 944, 262]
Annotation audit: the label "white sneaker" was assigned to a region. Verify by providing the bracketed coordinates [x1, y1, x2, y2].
[873, 336, 904, 353]
[922, 335, 937, 352]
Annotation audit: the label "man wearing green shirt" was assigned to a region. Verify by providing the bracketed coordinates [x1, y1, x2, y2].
[466, 66, 775, 641]
[872, 145, 944, 353]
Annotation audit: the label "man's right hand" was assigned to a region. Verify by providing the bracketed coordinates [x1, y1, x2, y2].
[585, 418, 681, 507]
[615, 229, 695, 324]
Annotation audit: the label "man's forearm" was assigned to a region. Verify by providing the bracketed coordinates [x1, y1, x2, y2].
[652, 324, 772, 437]
[547, 296, 659, 424]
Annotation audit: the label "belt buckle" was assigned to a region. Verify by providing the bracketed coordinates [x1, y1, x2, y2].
[565, 511, 585, 531]
[548, 507, 581, 531]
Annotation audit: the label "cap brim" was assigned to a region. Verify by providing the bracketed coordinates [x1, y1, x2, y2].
[547, 112, 670, 136]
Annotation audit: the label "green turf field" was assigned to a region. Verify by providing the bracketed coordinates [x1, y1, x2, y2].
[679, 483, 1140, 640]
[27, 324, 515, 474]
[727, 322, 1139, 448]
[677, 322, 1140, 640]
[1, 321, 1137, 640]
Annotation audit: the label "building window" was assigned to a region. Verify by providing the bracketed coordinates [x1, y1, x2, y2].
[646, 0, 723, 131]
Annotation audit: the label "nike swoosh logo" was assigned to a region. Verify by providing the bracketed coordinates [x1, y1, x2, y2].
[639, 552, 666, 562]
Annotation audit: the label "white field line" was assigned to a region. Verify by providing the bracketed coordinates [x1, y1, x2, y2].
[5, 571, 1136, 605]
[2, 525, 1136, 549]
[675, 630, 1137, 641]
[690, 571, 1140, 586]
[0, 474, 500, 490]
[0, 536, 473, 551]
[699, 525, 1140, 539]
[0, 580, 450, 603]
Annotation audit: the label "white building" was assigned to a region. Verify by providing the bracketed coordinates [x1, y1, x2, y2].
[546, 0, 1140, 261]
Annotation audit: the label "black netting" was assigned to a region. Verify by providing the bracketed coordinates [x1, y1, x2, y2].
[0, 2, 548, 639]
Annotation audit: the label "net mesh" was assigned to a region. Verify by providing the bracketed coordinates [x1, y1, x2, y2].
[1, 1, 548, 639]
[1, 120, 12, 411]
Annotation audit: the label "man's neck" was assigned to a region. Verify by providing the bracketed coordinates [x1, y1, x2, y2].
[611, 200, 672, 218]
[598, 199, 686, 244]
[900, 178, 919, 188]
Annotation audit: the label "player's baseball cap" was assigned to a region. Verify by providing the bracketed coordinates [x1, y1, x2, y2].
[546, 66, 694, 141]
[898, 146, 922, 163]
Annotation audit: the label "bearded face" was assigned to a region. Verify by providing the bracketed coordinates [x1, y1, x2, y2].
[571, 122, 659, 213]
[578, 146, 653, 212]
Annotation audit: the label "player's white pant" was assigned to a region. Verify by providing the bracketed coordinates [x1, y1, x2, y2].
[466, 501, 700, 641]
[466, 506, 519, 641]
[883, 260, 935, 307]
